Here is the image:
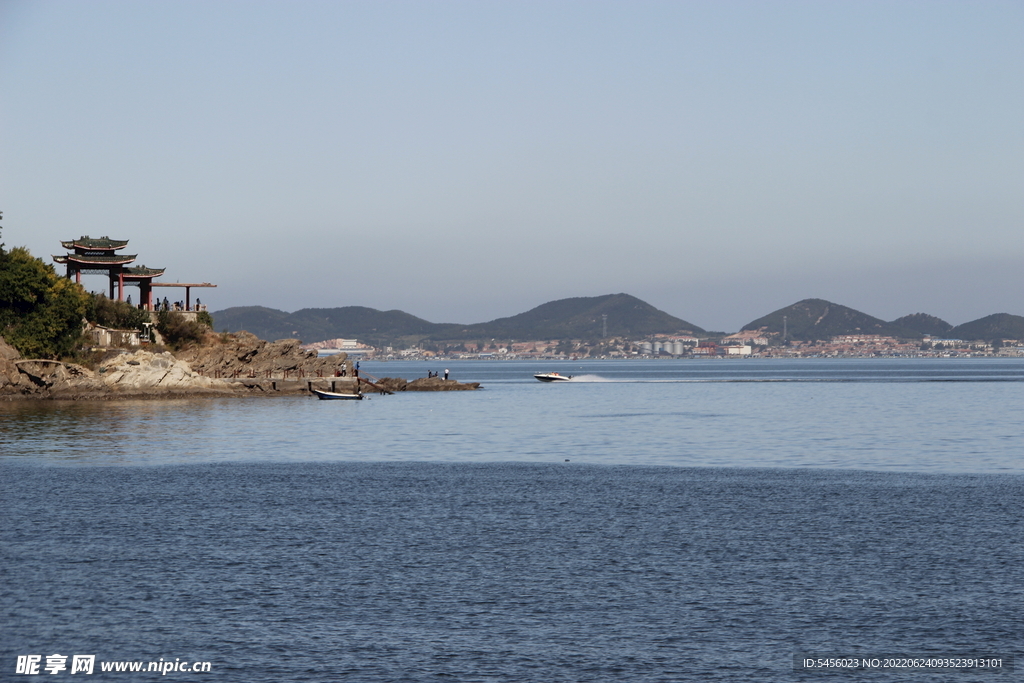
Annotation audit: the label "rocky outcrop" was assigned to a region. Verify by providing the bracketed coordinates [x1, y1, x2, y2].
[0, 345, 239, 400]
[175, 332, 351, 379]
[374, 376, 480, 392]
[97, 350, 238, 395]
[1, 331, 479, 399]
[0, 337, 25, 395]
[12, 359, 107, 397]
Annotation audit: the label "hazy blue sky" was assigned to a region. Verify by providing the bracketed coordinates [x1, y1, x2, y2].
[2, 0, 1021, 331]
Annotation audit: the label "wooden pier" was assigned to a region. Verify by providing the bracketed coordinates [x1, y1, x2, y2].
[217, 375, 392, 395]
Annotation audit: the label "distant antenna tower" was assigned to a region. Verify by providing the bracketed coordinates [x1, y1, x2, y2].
[783, 315, 787, 341]
[602, 314, 608, 338]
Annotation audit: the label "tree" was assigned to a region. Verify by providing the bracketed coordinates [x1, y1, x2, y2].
[0, 246, 90, 358]
[156, 310, 206, 349]
[86, 293, 151, 332]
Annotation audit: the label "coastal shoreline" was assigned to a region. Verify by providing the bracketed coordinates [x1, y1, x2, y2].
[1, 333, 479, 401]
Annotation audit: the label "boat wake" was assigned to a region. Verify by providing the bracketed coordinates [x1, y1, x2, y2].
[567, 374, 614, 382]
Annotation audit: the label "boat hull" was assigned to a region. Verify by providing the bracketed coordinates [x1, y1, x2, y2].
[313, 389, 363, 400]
[534, 373, 572, 382]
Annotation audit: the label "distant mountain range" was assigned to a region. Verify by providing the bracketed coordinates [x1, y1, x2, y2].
[740, 299, 1024, 342]
[212, 295, 1024, 346]
[431, 294, 704, 342]
[212, 294, 704, 347]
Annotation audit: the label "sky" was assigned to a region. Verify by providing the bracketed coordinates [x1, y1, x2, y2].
[1, 0, 1021, 332]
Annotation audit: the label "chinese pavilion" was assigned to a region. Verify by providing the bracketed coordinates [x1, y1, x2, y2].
[53, 236, 165, 310]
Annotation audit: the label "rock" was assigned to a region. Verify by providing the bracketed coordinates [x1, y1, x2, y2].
[0, 336, 96, 398]
[175, 332, 351, 382]
[406, 377, 480, 391]
[1, 349, 241, 400]
[0, 336, 24, 394]
[1, 357, 106, 398]
[2, 331, 479, 400]
[376, 376, 480, 391]
[97, 350, 239, 395]
[0, 336, 20, 360]
[374, 377, 409, 392]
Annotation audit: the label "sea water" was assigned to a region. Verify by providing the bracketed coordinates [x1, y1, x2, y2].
[2, 359, 1022, 681]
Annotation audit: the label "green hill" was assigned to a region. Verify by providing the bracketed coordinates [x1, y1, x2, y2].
[741, 298, 910, 341]
[210, 306, 294, 340]
[949, 313, 1024, 342]
[211, 306, 442, 346]
[889, 313, 953, 337]
[212, 294, 703, 346]
[424, 293, 704, 342]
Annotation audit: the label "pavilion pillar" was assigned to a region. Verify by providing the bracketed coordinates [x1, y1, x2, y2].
[75, 269, 81, 284]
[140, 282, 152, 310]
[118, 272, 125, 301]
[185, 286, 191, 311]
[109, 273, 115, 299]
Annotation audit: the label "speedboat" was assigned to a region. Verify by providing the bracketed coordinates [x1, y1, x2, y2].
[534, 372, 572, 382]
[312, 389, 363, 400]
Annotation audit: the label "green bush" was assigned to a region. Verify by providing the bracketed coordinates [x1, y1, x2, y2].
[196, 310, 214, 329]
[86, 293, 152, 331]
[156, 310, 205, 349]
[0, 246, 89, 359]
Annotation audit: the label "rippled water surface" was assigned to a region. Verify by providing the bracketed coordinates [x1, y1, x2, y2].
[2, 359, 1023, 681]
[3, 359, 1023, 472]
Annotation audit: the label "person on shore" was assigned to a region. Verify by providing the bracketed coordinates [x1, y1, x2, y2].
[444, 368, 449, 380]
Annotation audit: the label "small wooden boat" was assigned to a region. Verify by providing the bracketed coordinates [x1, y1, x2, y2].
[534, 372, 573, 382]
[312, 389, 363, 400]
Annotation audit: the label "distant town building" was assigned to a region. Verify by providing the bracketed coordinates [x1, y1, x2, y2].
[302, 338, 375, 356]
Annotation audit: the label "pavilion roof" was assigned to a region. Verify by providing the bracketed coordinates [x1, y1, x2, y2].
[54, 254, 137, 265]
[60, 236, 129, 251]
[122, 266, 166, 279]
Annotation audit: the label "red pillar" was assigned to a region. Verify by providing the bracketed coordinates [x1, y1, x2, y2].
[185, 286, 191, 311]
[118, 272, 124, 301]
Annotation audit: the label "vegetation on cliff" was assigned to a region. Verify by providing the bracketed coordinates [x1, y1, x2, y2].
[0, 238, 89, 359]
[156, 310, 208, 349]
[87, 293, 152, 332]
